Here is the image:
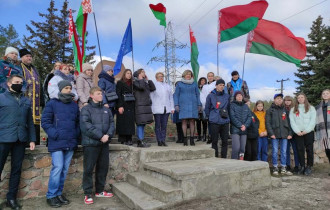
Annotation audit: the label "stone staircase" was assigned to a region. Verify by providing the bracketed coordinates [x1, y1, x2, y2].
[111, 143, 272, 210]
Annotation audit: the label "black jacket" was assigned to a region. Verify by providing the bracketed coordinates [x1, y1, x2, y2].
[229, 101, 252, 135]
[80, 99, 115, 146]
[133, 79, 156, 125]
[266, 103, 292, 139]
[247, 111, 260, 139]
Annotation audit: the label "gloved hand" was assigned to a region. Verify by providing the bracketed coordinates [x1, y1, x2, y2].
[175, 105, 180, 112]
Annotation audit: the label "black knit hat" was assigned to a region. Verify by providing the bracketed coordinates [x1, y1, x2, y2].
[231, 70, 239, 76]
[58, 80, 72, 92]
[19, 48, 32, 58]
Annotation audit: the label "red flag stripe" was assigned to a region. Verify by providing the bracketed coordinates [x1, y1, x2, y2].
[71, 18, 83, 72]
[149, 3, 166, 13]
[82, 0, 92, 13]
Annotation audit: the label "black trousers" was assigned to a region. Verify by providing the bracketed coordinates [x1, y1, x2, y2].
[295, 131, 314, 167]
[118, 135, 132, 143]
[210, 123, 229, 158]
[83, 144, 109, 195]
[176, 122, 184, 141]
[0, 141, 26, 200]
[326, 149, 330, 163]
[245, 138, 258, 161]
[196, 119, 207, 136]
[35, 124, 40, 145]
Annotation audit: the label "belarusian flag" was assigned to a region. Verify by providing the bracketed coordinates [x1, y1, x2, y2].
[75, 0, 92, 71]
[189, 25, 199, 82]
[149, 3, 166, 27]
[246, 19, 306, 67]
[69, 9, 82, 73]
[218, 0, 268, 43]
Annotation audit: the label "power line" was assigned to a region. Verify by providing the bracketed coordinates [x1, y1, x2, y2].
[177, 0, 225, 39]
[176, 0, 209, 27]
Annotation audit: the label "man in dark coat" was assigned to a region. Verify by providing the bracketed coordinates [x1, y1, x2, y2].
[204, 79, 230, 158]
[0, 75, 36, 209]
[133, 69, 156, 147]
[266, 93, 293, 176]
[80, 87, 115, 205]
[19, 48, 41, 145]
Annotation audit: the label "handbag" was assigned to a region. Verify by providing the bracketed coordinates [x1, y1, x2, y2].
[220, 108, 228, 119]
[106, 92, 118, 102]
[123, 93, 135, 102]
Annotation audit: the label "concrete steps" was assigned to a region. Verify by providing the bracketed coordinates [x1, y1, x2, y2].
[127, 172, 182, 203]
[112, 182, 165, 210]
[112, 143, 272, 209]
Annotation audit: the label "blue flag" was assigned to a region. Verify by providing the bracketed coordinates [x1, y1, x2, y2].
[114, 19, 133, 75]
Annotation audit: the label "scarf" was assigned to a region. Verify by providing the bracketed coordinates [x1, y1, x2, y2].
[230, 78, 243, 93]
[315, 101, 330, 150]
[58, 93, 75, 104]
[181, 78, 194, 84]
[54, 70, 74, 82]
[98, 71, 115, 83]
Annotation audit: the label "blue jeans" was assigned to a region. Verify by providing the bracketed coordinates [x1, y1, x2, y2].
[46, 150, 74, 198]
[154, 113, 169, 143]
[286, 138, 299, 167]
[136, 124, 146, 141]
[272, 138, 287, 167]
[257, 137, 268, 162]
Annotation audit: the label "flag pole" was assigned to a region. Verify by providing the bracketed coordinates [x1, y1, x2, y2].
[217, 44, 219, 76]
[242, 51, 246, 81]
[91, 0, 103, 70]
[131, 19, 135, 72]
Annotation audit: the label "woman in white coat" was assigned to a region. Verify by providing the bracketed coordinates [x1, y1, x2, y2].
[150, 72, 174, 146]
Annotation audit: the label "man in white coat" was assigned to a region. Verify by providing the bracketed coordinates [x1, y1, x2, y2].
[150, 72, 174, 146]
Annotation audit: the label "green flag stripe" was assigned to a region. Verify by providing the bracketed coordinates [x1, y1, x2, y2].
[151, 9, 166, 27]
[249, 41, 301, 67]
[220, 17, 258, 42]
[76, 5, 84, 37]
[191, 42, 199, 82]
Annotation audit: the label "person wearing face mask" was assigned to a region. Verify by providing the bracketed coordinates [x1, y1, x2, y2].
[0, 47, 23, 93]
[48, 64, 78, 101]
[41, 80, 80, 208]
[19, 48, 41, 145]
[0, 75, 36, 210]
[76, 63, 94, 110]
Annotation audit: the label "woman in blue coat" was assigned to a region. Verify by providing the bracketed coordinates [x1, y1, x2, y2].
[230, 91, 252, 160]
[98, 65, 116, 116]
[174, 70, 202, 146]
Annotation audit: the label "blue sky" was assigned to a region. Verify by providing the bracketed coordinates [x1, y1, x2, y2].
[1, 0, 329, 101]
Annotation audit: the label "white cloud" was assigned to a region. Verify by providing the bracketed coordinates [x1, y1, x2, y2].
[250, 85, 296, 102]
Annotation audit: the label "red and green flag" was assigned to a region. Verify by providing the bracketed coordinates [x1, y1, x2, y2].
[189, 25, 199, 82]
[75, 0, 92, 72]
[246, 19, 306, 67]
[149, 3, 166, 27]
[218, 0, 268, 43]
[69, 9, 82, 74]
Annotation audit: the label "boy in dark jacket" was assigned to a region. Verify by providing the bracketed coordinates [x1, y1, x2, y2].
[80, 87, 115, 205]
[266, 93, 293, 176]
[245, 100, 259, 161]
[42, 80, 80, 208]
[204, 79, 230, 158]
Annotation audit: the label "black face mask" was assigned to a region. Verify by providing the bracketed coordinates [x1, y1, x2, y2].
[11, 84, 23, 93]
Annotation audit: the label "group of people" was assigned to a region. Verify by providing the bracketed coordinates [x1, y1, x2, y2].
[0, 46, 330, 209]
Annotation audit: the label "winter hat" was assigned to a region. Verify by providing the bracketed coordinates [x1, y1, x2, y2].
[231, 70, 239, 76]
[103, 65, 113, 72]
[82, 63, 93, 72]
[19, 48, 32, 58]
[58, 80, 72, 92]
[216, 79, 225, 86]
[274, 93, 284, 99]
[5, 47, 19, 56]
[234, 91, 243, 99]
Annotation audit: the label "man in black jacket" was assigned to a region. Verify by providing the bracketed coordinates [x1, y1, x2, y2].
[80, 87, 115, 205]
[266, 93, 293, 176]
[0, 75, 36, 210]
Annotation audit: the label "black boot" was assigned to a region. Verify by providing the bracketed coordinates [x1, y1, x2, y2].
[183, 137, 188, 146]
[202, 134, 206, 142]
[176, 138, 183, 143]
[158, 141, 162, 146]
[6, 199, 22, 210]
[197, 135, 202, 141]
[298, 166, 305, 175]
[47, 197, 62, 208]
[162, 142, 168, 146]
[190, 137, 195, 146]
[206, 135, 212, 144]
[57, 195, 70, 205]
[137, 140, 151, 148]
[304, 166, 312, 176]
